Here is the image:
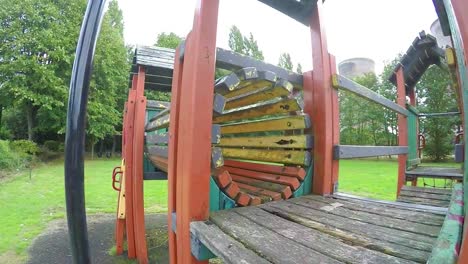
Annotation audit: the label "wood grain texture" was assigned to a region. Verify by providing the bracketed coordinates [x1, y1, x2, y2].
[213, 98, 302, 124]
[225, 166, 301, 190]
[230, 174, 292, 199]
[190, 221, 271, 264]
[222, 148, 311, 166]
[218, 134, 312, 149]
[220, 114, 311, 134]
[224, 160, 306, 180]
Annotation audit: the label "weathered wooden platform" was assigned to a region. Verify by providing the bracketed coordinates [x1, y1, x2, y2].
[397, 186, 452, 207]
[191, 194, 448, 264]
[405, 166, 463, 179]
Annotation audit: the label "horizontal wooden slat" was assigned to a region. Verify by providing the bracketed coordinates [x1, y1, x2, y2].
[220, 114, 311, 134]
[148, 108, 170, 123]
[224, 79, 293, 110]
[222, 147, 311, 166]
[190, 221, 271, 264]
[147, 146, 223, 168]
[332, 74, 408, 116]
[146, 113, 170, 132]
[230, 174, 292, 199]
[214, 67, 258, 95]
[147, 145, 168, 158]
[146, 124, 221, 145]
[146, 100, 169, 109]
[400, 186, 453, 195]
[213, 98, 301, 124]
[218, 134, 312, 149]
[235, 182, 282, 201]
[143, 171, 167, 180]
[223, 71, 277, 99]
[224, 160, 306, 180]
[225, 166, 300, 190]
[334, 145, 408, 159]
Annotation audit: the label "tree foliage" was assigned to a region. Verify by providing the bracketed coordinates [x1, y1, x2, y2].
[155, 32, 182, 49]
[278, 53, 293, 71]
[228, 25, 264, 60]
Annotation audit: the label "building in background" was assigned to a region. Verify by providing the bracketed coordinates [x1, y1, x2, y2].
[338, 57, 375, 79]
[430, 19, 452, 48]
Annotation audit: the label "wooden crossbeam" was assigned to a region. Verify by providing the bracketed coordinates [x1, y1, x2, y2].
[220, 114, 311, 134]
[218, 134, 312, 149]
[222, 147, 311, 166]
[332, 74, 408, 116]
[230, 174, 292, 199]
[333, 145, 408, 159]
[146, 124, 221, 145]
[225, 166, 301, 190]
[224, 79, 293, 110]
[224, 160, 306, 180]
[213, 98, 302, 124]
[146, 113, 170, 132]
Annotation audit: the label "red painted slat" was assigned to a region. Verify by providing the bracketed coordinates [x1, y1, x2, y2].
[223, 160, 306, 180]
[225, 166, 300, 190]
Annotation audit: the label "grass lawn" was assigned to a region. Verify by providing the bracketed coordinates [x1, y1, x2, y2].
[0, 158, 167, 260]
[338, 159, 460, 200]
[0, 157, 460, 261]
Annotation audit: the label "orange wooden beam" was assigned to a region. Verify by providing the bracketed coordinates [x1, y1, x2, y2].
[173, 1, 219, 263]
[132, 66, 148, 264]
[307, 1, 337, 195]
[396, 68, 408, 196]
[224, 166, 300, 190]
[223, 160, 306, 180]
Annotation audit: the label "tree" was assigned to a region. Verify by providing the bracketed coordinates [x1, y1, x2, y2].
[87, 0, 129, 157]
[417, 65, 458, 161]
[296, 63, 303, 74]
[155, 32, 183, 49]
[278, 53, 293, 71]
[0, 0, 87, 141]
[228, 25, 264, 60]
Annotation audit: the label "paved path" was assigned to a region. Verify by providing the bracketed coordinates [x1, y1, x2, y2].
[27, 214, 169, 264]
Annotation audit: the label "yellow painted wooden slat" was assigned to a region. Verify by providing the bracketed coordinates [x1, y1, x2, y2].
[146, 114, 170, 132]
[218, 134, 312, 149]
[224, 79, 293, 110]
[221, 147, 311, 166]
[213, 98, 301, 124]
[220, 115, 311, 134]
[117, 161, 126, 219]
[223, 79, 275, 99]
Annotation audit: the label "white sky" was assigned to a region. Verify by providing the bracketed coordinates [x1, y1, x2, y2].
[117, 0, 438, 74]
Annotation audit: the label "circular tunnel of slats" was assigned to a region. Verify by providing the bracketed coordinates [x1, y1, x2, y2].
[144, 67, 313, 208]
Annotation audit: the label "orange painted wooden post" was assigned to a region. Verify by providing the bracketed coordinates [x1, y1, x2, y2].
[124, 80, 137, 259]
[173, 1, 219, 263]
[396, 68, 408, 196]
[448, 0, 468, 260]
[132, 66, 148, 263]
[167, 44, 185, 264]
[307, 1, 338, 195]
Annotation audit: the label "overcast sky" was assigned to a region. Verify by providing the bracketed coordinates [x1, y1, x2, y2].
[117, 0, 438, 74]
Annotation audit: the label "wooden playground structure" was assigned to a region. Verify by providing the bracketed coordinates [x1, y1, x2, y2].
[65, 0, 468, 263]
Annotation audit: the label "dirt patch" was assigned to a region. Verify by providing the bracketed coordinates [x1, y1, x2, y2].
[0, 250, 27, 264]
[27, 214, 169, 264]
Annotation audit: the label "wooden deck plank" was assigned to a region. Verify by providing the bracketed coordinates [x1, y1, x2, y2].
[292, 196, 441, 237]
[399, 190, 451, 201]
[397, 196, 450, 207]
[190, 221, 271, 264]
[210, 210, 343, 264]
[262, 200, 435, 252]
[306, 195, 444, 226]
[261, 202, 431, 262]
[401, 186, 453, 195]
[235, 207, 416, 264]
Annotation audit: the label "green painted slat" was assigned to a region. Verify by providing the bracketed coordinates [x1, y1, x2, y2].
[209, 176, 235, 211]
[407, 110, 419, 164]
[427, 183, 464, 263]
[442, 0, 468, 209]
[292, 164, 313, 197]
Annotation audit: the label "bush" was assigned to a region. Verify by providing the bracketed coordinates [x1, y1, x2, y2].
[43, 140, 60, 152]
[10, 140, 40, 155]
[0, 140, 17, 170]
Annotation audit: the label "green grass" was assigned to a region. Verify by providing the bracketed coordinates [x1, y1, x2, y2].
[338, 159, 460, 200]
[0, 158, 167, 258]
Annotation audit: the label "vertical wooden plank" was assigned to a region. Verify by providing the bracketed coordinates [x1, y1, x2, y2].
[175, 1, 219, 263]
[168, 45, 184, 264]
[408, 89, 418, 186]
[396, 68, 408, 196]
[444, 0, 468, 260]
[115, 104, 128, 256]
[133, 66, 148, 264]
[124, 83, 137, 259]
[307, 1, 334, 195]
[329, 54, 339, 193]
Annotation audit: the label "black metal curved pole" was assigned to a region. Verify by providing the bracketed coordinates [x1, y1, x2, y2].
[65, 0, 106, 263]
